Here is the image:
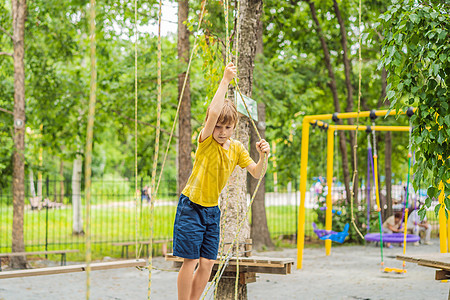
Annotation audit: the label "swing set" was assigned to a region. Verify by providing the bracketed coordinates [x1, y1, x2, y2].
[297, 109, 416, 271]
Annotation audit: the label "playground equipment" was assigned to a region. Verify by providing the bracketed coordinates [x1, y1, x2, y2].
[297, 109, 414, 269]
[363, 109, 415, 273]
[364, 233, 419, 244]
[313, 222, 349, 244]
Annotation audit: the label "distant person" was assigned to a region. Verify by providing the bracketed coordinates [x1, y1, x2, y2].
[141, 186, 149, 203]
[407, 208, 432, 245]
[382, 212, 403, 248]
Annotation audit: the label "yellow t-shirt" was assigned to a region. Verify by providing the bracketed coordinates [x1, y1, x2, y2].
[182, 134, 254, 207]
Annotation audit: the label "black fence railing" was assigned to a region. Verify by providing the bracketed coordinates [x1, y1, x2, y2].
[0, 177, 178, 257]
[0, 177, 438, 258]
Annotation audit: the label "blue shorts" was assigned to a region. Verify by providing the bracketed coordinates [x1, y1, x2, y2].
[173, 194, 221, 260]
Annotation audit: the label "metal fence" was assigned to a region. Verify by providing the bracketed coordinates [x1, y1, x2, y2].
[0, 177, 178, 257]
[0, 176, 439, 258]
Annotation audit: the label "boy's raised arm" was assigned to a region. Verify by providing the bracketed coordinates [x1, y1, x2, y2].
[200, 62, 236, 142]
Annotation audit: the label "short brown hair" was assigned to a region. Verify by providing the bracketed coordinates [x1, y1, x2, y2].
[205, 99, 238, 128]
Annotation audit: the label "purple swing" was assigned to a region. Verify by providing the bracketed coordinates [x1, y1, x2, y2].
[363, 134, 420, 245]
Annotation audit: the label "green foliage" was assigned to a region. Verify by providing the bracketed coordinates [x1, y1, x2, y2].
[379, 0, 450, 216]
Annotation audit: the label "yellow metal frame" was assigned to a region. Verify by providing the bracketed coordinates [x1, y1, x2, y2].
[295, 109, 439, 269]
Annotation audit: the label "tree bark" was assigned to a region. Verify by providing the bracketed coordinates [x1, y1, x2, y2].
[11, 0, 27, 269]
[217, 1, 262, 298]
[249, 15, 274, 251]
[332, 0, 358, 203]
[250, 102, 274, 250]
[177, 0, 193, 195]
[308, 0, 351, 202]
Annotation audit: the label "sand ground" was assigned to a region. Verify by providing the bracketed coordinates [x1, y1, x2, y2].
[0, 238, 448, 300]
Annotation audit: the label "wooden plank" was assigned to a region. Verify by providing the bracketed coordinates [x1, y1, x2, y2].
[397, 253, 450, 269]
[165, 253, 293, 268]
[0, 259, 146, 279]
[0, 250, 79, 257]
[166, 254, 293, 275]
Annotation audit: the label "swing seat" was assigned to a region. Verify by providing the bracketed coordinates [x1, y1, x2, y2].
[312, 222, 337, 239]
[383, 266, 407, 274]
[319, 223, 349, 243]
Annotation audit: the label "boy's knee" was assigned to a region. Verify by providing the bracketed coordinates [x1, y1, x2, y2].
[182, 258, 199, 269]
[199, 257, 215, 270]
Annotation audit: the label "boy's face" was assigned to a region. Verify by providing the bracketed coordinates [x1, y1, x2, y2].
[213, 121, 234, 145]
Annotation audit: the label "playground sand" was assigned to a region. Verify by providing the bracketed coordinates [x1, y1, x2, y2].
[0, 239, 447, 300]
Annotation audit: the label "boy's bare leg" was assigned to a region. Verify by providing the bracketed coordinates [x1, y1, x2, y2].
[178, 258, 198, 300]
[190, 257, 215, 300]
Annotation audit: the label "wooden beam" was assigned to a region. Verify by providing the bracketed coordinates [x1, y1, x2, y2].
[397, 254, 450, 269]
[0, 259, 146, 279]
[166, 254, 293, 275]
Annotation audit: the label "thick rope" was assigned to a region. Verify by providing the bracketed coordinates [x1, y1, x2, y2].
[349, 0, 364, 240]
[85, 0, 97, 299]
[146, 0, 163, 298]
[85, 1, 97, 298]
[133, 0, 140, 263]
[372, 122, 384, 269]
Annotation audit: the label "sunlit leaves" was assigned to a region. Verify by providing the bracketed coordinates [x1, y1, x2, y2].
[380, 0, 450, 216]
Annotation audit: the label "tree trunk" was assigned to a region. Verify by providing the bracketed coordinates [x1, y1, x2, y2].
[177, 0, 192, 195]
[217, 1, 262, 298]
[249, 6, 273, 251]
[72, 155, 84, 235]
[384, 131, 392, 219]
[250, 103, 274, 250]
[11, 0, 27, 269]
[332, 0, 358, 203]
[308, 0, 351, 202]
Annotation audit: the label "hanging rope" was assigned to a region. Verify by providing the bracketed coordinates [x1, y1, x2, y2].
[133, 0, 140, 264]
[146, 0, 163, 298]
[348, 0, 364, 240]
[85, 0, 97, 299]
[372, 121, 385, 270]
[401, 118, 414, 271]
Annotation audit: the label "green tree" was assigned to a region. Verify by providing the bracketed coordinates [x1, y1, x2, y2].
[379, 0, 450, 218]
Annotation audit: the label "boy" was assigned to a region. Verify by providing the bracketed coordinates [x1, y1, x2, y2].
[173, 62, 270, 300]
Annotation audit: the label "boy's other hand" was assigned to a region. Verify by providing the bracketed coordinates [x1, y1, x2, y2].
[223, 62, 237, 84]
[256, 139, 270, 155]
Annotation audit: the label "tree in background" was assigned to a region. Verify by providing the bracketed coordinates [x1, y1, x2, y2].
[379, 1, 450, 218]
[1, 0, 28, 269]
[177, 0, 193, 196]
